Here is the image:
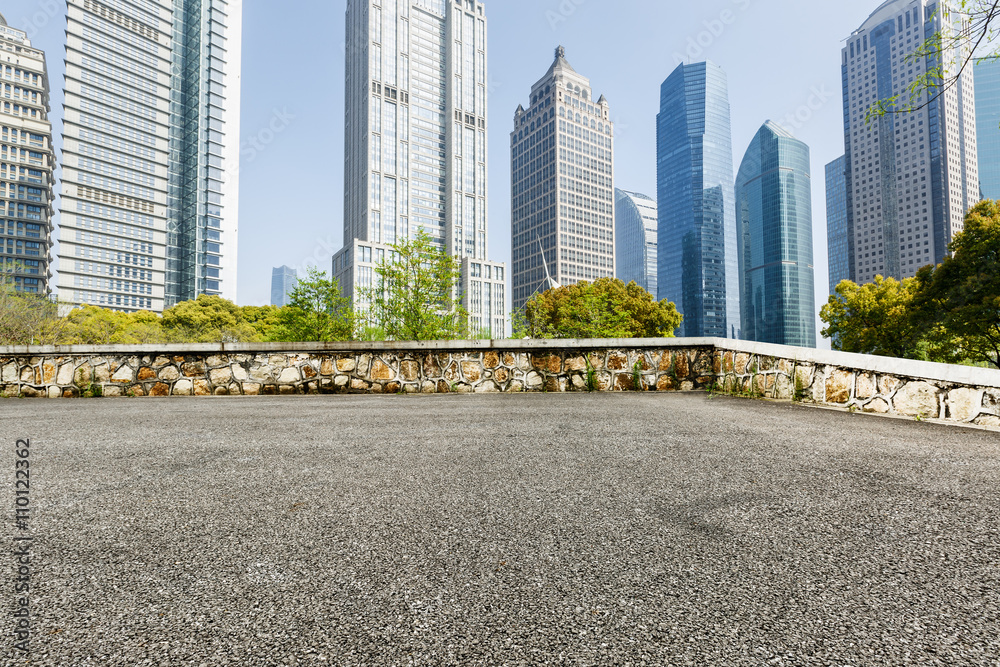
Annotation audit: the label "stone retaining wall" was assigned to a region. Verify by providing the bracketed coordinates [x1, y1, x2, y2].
[2, 339, 998, 428]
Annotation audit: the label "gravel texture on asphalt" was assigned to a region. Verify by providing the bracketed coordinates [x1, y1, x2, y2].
[1, 393, 999, 666]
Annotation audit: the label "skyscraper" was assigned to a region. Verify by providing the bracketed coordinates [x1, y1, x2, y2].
[614, 189, 656, 295]
[335, 0, 506, 337]
[841, 0, 978, 285]
[656, 61, 740, 339]
[974, 58, 1000, 200]
[826, 155, 851, 293]
[58, 0, 243, 313]
[271, 265, 298, 307]
[510, 46, 615, 312]
[0, 13, 54, 295]
[735, 121, 816, 348]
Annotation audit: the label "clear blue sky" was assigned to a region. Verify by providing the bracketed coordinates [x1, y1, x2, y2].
[7, 0, 888, 339]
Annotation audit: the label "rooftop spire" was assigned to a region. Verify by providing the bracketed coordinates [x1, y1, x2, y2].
[556, 45, 566, 59]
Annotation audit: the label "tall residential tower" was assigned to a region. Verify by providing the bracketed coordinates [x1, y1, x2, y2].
[58, 0, 243, 312]
[656, 61, 740, 339]
[826, 155, 850, 293]
[735, 121, 816, 348]
[614, 189, 657, 296]
[335, 0, 506, 336]
[511, 46, 614, 312]
[0, 13, 55, 294]
[974, 58, 1000, 200]
[841, 0, 978, 285]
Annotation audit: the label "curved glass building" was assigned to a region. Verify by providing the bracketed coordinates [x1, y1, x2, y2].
[656, 61, 740, 339]
[614, 189, 657, 295]
[735, 121, 816, 348]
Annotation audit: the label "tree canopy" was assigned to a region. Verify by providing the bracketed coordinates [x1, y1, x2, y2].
[517, 278, 682, 339]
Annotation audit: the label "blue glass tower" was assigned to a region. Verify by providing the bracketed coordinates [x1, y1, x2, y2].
[656, 61, 740, 339]
[826, 155, 851, 294]
[735, 122, 816, 348]
[975, 58, 1000, 201]
[614, 189, 658, 295]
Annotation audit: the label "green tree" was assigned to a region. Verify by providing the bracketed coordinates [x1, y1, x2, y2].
[362, 230, 469, 341]
[820, 276, 928, 358]
[0, 268, 60, 345]
[266, 268, 353, 342]
[161, 295, 260, 343]
[56, 306, 165, 345]
[912, 200, 1000, 368]
[240, 304, 282, 340]
[516, 278, 683, 339]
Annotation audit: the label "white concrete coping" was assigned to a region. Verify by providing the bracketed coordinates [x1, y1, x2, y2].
[2, 338, 998, 388]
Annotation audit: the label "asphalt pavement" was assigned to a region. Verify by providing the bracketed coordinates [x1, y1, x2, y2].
[1, 393, 998, 666]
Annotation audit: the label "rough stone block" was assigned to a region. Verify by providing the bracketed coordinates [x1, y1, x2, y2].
[948, 388, 983, 422]
[279, 385, 296, 395]
[102, 385, 122, 398]
[149, 383, 170, 397]
[206, 355, 226, 368]
[423, 356, 442, 378]
[893, 381, 939, 418]
[395, 360, 417, 382]
[111, 365, 135, 383]
[269, 355, 288, 368]
[350, 378, 369, 392]
[443, 362, 461, 384]
[484, 351, 500, 369]
[210, 368, 233, 385]
[856, 373, 876, 400]
[193, 380, 211, 396]
[47, 386, 61, 399]
[243, 383, 261, 396]
[20, 367, 36, 383]
[182, 362, 205, 378]
[614, 374, 634, 391]
[503, 353, 516, 368]
[570, 374, 586, 390]
[214, 386, 229, 396]
[863, 398, 890, 414]
[674, 353, 689, 378]
[774, 375, 792, 400]
[461, 361, 482, 383]
[825, 370, 853, 404]
[173, 379, 193, 396]
[334, 375, 349, 387]
[475, 381, 499, 393]
[57, 363, 76, 386]
[153, 357, 171, 368]
[302, 365, 318, 380]
[42, 362, 56, 384]
[320, 359, 335, 376]
[494, 368, 510, 384]
[2, 363, 17, 383]
[680, 381, 695, 392]
[656, 375, 674, 392]
[137, 367, 157, 382]
[357, 355, 372, 375]
[564, 356, 586, 372]
[336, 357, 356, 373]
[734, 353, 750, 375]
[544, 376, 564, 393]
[532, 354, 562, 373]
[607, 353, 627, 371]
[525, 371, 543, 389]
[879, 375, 902, 395]
[278, 367, 300, 384]
[421, 381, 437, 394]
[509, 380, 524, 393]
[231, 365, 249, 382]
[974, 414, 1000, 427]
[437, 380, 451, 393]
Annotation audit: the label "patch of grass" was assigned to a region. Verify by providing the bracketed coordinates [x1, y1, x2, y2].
[585, 357, 598, 392]
[631, 361, 643, 392]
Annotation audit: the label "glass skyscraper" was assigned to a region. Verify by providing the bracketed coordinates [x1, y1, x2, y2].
[0, 13, 54, 295]
[614, 189, 656, 295]
[656, 61, 740, 339]
[735, 121, 816, 348]
[511, 47, 615, 312]
[826, 155, 851, 294]
[841, 0, 978, 285]
[58, 0, 242, 312]
[271, 265, 298, 307]
[336, 0, 506, 336]
[974, 58, 1000, 200]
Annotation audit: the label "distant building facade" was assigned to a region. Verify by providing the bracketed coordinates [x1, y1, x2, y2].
[335, 0, 506, 336]
[656, 61, 740, 338]
[0, 13, 54, 294]
[511, 46, 614, 312]
[735, 121, 816, 348]
[974, 58, 1000, 200]
[57, 0, 243, 312]
[614, 189, 657, 295]
[271, 266, 298, 307]
[826, 155, 851, 293]
[841, 0, 978, 285]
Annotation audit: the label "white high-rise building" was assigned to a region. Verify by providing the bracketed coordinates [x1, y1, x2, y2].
[335, 0, 507, 337]
[842, 0, 978, 284]
[511, 47, 614, 312]
[58, 0, 242, 313]
[0, 13, 55, 295]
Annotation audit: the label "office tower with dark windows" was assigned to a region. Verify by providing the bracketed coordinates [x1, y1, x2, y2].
[842, 0, 978, 285]
[735, 121, 816, 348]
[656, 61, 739, 339]
[614, 189, 656, 295]
[0, 13, 55, 295]
[271, 265, 298, 307]
[336, 0, 506, 336]
[974, 58, 1000, 200]
[510, 46, 614, 312]
[826, 155, 851, 293]
[58, 0, 243, 313]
